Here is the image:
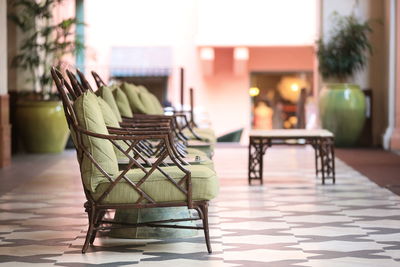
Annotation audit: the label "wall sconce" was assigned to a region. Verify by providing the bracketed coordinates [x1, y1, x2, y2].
[200, 47, 214, 60]
[234, 47, 249, 60]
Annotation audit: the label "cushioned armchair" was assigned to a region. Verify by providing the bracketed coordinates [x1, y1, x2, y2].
[76, 70, 214, 157]
[52, 68, 218, 254]
[69, 70, 212, 161]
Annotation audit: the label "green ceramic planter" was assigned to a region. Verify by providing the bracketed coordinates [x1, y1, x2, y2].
[319, 84, 366, 147]
[16, 101, 69, 153]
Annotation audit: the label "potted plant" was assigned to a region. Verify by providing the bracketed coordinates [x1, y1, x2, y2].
[9, 0, 83, 153]
[316, 13, 372, 146]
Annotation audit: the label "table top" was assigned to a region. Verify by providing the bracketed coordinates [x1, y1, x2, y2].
[249, 129, 334, 138]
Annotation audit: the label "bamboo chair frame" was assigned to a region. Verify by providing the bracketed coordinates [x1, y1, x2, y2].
[51, 67, 212, 254]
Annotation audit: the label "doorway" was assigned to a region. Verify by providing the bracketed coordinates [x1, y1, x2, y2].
[250, 72, 313, 129]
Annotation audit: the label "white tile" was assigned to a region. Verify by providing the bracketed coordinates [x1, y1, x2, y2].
[291, 240, 386, 252]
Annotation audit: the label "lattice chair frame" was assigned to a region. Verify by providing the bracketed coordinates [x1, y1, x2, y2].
[51, 67, 213, 254]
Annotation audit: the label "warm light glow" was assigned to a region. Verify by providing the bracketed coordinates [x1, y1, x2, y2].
[249, 87, 260, 97]
[234, 47, 249, 60]
[289, 116, 298, 125]
[200, 47, 215, 60]
[277, 76, 310, 103]
[291, 83, 299, 92]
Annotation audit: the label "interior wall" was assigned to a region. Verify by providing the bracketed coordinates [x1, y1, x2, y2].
[83, 0, 318, 137]
[249, 47, 314, 72]
[0, 0, 7, 95]
[6, 2, 18, 92]
[196, 0, 318, 46]
[202, 48, 249, 136]
[368, 0, 388, 146]
[0, 0, 11, 167]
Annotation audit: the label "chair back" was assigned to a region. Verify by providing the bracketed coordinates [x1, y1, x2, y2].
[91, 71, 107, 88]
[76, 69, 94, 92]
[52, 67, 120, 194]
[51, 68, 79, 128]
[66, 69, 86, 97]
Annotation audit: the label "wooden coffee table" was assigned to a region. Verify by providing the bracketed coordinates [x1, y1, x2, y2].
[248, 129, 335, 185]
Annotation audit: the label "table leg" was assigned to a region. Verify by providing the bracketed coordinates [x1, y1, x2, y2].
[318, 137, 336, 184]
[319, 138, 326, 184]
[312, 139, 319, 177]
[329, 137, 336, 184]
[248, 137, 267, 185]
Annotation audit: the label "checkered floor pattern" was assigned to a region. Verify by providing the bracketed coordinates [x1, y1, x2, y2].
[1, 146, 400, 266]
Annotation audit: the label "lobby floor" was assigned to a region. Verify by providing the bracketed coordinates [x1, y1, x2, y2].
[1, 146, 400, 266]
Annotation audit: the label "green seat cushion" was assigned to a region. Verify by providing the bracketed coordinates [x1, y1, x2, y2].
[188, 145, 213, 159]
[113, 87, 133, 118]
[183, 127, 216, 137]
[73, 92, 119, 192]
[195, 127, 216, 137]
[186, 147, 208, 157]
[182, 128, 216, 143]
[192, 156, 214, 170]
[92, 165, 219, 204]
[121, 82, 147, 114]
[95, 86, 122, 122]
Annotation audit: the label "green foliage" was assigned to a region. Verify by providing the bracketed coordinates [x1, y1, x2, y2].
[8, 0, 84, 99]
[316, 13, 373, 82]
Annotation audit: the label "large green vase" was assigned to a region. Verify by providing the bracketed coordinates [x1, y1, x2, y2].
[319, 84, 366, 147]
[16, 101, 69, 153]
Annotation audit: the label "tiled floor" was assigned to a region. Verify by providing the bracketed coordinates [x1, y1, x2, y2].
[1, 146, 400, 266]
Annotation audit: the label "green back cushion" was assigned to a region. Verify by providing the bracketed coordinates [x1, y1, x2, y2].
[109, 84, 120, 91]
[138, 91, 159, 115]
[96, 86, 122, 122]
[121, 82, 147, 114]
[147, 93, 164, 115]
[97, 97, 131, 159]
[113, 87, 133, 118]
[97, 97, 120, 128]
[73, 92, 119, 192]
[136, 85, 163, 114]
[137, 85, 149, 93]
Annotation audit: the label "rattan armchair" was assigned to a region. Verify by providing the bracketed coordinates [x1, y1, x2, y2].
[51, 67, 218, 254]
[68, 70, 209, 161]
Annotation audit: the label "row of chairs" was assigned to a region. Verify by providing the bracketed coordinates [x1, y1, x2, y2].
[51, 67, 219, 253]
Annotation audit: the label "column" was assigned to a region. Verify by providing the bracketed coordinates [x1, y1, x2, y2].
[388, 0, 400, 149]
[75, 0, 85, 72]
[0, 0, 11, 167]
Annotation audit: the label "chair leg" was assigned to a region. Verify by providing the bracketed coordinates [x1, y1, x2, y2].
[200, 203, 212, 254]
[89, 210, 106, 245]
[82, 206, 97, 254]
